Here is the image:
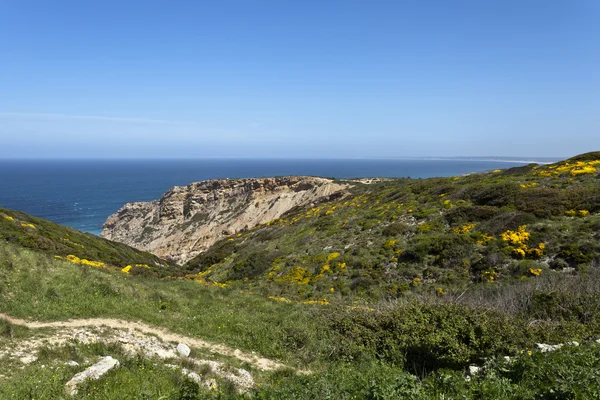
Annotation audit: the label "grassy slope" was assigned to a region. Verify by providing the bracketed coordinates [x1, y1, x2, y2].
[185, 152, 600, 303]
[1, 151, 600, 398]
[0, 206, 181, 276]
[3, 240, 600, 399]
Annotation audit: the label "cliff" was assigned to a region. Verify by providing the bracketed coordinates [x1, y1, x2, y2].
[100, 176, 349, 264]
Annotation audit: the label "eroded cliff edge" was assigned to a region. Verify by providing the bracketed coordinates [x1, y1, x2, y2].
[101, 176, 349, 264]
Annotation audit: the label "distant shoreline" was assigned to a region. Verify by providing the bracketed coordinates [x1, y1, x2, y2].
[395, 157, 557, 165]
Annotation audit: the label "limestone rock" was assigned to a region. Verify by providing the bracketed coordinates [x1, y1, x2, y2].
[177, 343, 191, 357]
[101, 177, 348, 264]
[65, 356, 119, 395]
[468, 365, 482, 375]
[535, 343, 564, 353]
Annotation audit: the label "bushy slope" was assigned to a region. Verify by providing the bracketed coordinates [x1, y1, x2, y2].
[185, 152, 600, 302]
[0, 206, 180, 276]
[3, 239, 600, 399]
[2, 152, 600, 398]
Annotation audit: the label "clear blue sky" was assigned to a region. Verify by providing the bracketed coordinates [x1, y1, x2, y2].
[1, 0, 598, 158]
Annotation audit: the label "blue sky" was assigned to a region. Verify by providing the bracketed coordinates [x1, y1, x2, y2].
[1, 0, 598, 158]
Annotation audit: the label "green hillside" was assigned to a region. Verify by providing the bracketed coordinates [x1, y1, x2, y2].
[0, 206, 180, 276]
[185, 152, 600, 302]
[1, 152, 600, 399]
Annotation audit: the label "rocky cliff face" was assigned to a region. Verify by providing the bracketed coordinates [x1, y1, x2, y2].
[101, 177, 348, 264]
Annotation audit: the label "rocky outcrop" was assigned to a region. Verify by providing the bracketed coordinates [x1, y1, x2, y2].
[101, 176, 348, 264]
[66, 356, 119, 395]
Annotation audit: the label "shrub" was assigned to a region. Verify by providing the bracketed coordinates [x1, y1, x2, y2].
[229, 252, 273, 280]
[445, 206, 500, 225]
[329, 304, 529, 372]
[382, 222, 409, 236]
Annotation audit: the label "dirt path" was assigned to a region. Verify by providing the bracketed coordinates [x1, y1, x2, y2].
[0, 312, 286, 371]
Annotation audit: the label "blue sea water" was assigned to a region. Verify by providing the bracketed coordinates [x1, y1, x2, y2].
[0, 158, 549, 235]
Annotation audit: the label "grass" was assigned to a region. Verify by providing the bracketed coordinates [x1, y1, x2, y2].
[2, 239, 600, 398]
[184, 152, 600, 303]
[0, 241, 331, 366]
[0, 206, 179, 275]
[0, 341, 231, 400]
[1, 151, 600, 398]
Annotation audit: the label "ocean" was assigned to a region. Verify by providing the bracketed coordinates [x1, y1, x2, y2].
[0, 158, 552, 235]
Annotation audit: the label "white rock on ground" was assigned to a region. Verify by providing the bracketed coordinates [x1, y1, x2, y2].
[177, 343, 191, 357]
[1, 326, 254, 392]
[468, 365, 482, 375]
[65, 356, 119, 396]
[535, 343, 564, 353]
[65, 361, 79, 367]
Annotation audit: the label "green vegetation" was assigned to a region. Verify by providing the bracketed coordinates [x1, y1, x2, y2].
[1, 152, 600, 398]
[185, 152, 600, 303]
[0, 206, 180, 276]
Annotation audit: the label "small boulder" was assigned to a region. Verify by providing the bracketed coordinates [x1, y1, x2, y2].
[468, 365, 482, 375]
[65, 361, 79, 367]
[65, 356, 119, 396]
[177, 343, 191, 357]
[535, 343, 563, 353]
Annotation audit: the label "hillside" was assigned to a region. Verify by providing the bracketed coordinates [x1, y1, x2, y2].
[1, 152, 600, 399]
[0, 206, 180, 276]
[185, 152, 600, 302]
[101, 176, 348, 264]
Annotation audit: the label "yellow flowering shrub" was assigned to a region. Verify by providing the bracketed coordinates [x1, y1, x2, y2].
[326, 252, 341, 262]
[500, 226, 545, 258]
[476, 234, 494, 245]
[2, 214, 14, 222]
[520, 182, 538, 189]
[537, 160, 600, 177]
[280, 267, 311, 285]
[481, 269, 499, 282]
[529, 268, 542, 277]
[571, 165, 597, 175]
[383, 239, 397, 249]
[62, 254, 106, 268]
[567, 209, 590, 217]
[121, 265, 132, 274]
[501, 225, 530, 245]
[452, 223, 476, 234]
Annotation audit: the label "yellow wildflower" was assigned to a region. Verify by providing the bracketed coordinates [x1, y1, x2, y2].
[453, 223, 476, 234]
[326, 252, 341, 262]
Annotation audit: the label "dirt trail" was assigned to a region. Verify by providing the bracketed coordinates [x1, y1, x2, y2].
[0, 312, 286, 371]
